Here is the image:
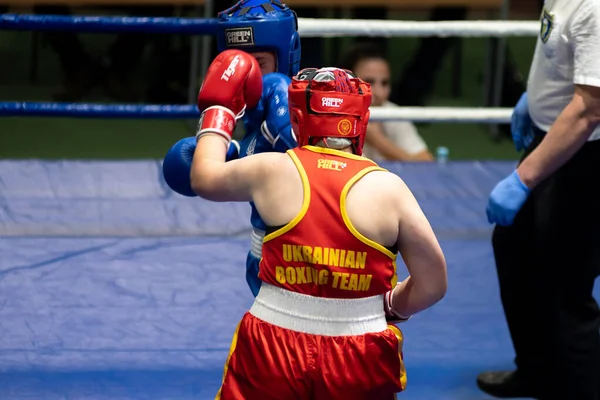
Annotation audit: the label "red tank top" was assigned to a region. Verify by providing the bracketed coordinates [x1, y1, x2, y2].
[259, 146, 398, 299]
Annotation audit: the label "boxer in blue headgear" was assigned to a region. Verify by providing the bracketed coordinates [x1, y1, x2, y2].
[162, 0, 300, 297]
[217, 0, 301, 76]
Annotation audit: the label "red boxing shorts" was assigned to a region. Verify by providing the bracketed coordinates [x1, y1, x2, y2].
[216, 283, 406, 400]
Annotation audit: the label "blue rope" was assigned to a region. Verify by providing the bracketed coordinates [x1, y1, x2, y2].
[0, 102, 200, 119]
[0, 14, 218, 34]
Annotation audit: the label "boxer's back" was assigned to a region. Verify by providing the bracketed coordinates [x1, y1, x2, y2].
[253, 147, 426, 253]
[253, 144, 444, 301]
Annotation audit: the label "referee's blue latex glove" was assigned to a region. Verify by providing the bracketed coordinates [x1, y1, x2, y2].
[511, 92, 534, 152]
[486, 170, 530, 226]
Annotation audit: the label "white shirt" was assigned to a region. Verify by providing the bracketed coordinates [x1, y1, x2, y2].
[527, 0, 600, 141]
[362, 101, 428, 161]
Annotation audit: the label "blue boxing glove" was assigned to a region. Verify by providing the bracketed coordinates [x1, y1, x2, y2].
[161, 137, 240, 197]
[486, 170, 530, 226]
[511, 92, 533, 152]
[245, 72, 297, 153]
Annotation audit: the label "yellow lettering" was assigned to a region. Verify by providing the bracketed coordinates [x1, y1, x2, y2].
[295, 267, 308, 284]
[317, 159, 345, 171]
[302, 246, 313, 263]
[292, 245, 303, 262]
[275, 266, 286, 284]
[312, 247, 323, 265]
[347, 273, 358, 290]
[273, 250, 373, 291]
[329, 249, 339, 267]
[344, 251, 355, 269]
[339, 272, 350, 290]
[355, 252, 367, 269]
[282, 244, 293, 262]
[281, 245, 367, 270]
[318, 270, 329, 285]
[327, 272, 372, 291]
[305, 267, 313, 283]
[285, 267, 296, 284]
[331, 271, 341, 288]
[358, 274, 372, 291]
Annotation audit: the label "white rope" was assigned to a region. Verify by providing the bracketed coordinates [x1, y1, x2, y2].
[296, 18, 523, 123]
[297, 18, 539, 38]
[369, 107, 512, 123]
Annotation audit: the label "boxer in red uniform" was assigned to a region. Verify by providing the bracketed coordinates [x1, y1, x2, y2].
[191, 51, 448, 399]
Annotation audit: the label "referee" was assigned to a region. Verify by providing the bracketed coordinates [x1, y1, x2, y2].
[479, 0, 600, 399]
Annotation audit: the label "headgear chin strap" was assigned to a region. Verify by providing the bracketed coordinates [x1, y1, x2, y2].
[217, 0, 301, 77]
[289, 68, 372, 156]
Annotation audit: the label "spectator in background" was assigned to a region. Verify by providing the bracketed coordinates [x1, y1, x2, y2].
[348, 6, 527, 142]
[340, 42, 434, 162]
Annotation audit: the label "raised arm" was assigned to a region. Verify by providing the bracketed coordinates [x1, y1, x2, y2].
[189, 49, 267, 203]
[192, 136, 284, 203]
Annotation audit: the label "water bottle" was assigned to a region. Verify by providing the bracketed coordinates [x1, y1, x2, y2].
[436, 146, 449, 165]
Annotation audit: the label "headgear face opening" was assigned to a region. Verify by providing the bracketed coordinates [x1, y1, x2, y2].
[289, 67, 372, 156]
[217, 0, 301, 77]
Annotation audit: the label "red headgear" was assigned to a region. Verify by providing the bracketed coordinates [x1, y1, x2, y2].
[288, 67, 372, 155]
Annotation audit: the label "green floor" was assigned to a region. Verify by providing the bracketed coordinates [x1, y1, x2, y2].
[0, 27, 537, 160]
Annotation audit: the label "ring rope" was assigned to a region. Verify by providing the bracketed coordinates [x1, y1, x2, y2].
[0, 13, 524, 123]
[0, 14, 539, 37]
[0, 13, 216, 34]
[299, 18, 538, 38]
[0, 102, 513, 123]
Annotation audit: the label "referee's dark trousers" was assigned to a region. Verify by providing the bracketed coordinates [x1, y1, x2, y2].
[492, 128, 600, 399]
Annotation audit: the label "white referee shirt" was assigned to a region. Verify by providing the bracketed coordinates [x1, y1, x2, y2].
[527, 0, 600, 141]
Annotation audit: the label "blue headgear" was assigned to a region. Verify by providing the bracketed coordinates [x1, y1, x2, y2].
[217, 0, 301, 77]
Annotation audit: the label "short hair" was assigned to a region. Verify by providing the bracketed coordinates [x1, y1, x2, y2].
[339, 42, 388, 72]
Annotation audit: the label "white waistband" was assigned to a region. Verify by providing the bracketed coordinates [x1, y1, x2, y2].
[250, 228, 265, 259]
[250, 283, 388, 336]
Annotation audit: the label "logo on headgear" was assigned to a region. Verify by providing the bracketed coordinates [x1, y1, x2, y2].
[322, 97, 344, 108]
[337, 119, 353, 136]
[225, 27, 255, 46]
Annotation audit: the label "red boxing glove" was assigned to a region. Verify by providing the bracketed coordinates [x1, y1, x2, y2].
[196, 49, 263, 145]
[384, 283, 412, 324]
